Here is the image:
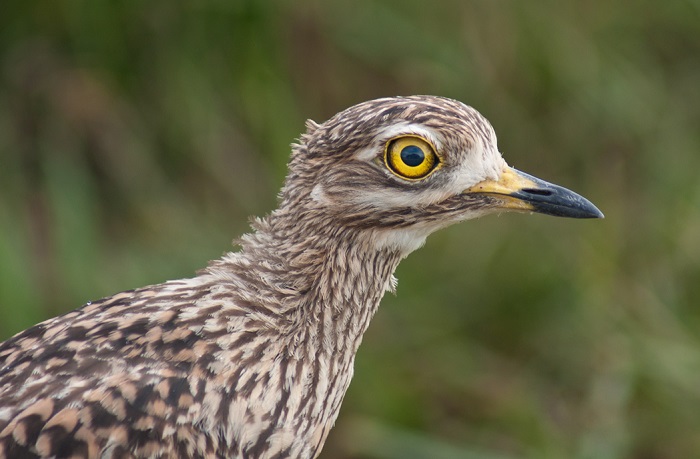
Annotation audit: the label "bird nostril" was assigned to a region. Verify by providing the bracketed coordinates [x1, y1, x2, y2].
[522, 188, 552, 196]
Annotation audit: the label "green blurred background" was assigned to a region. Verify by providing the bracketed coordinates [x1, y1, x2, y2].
[1, 1, 699, 458]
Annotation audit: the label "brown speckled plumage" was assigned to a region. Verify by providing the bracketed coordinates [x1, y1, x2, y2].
[0, 96, 602, 458]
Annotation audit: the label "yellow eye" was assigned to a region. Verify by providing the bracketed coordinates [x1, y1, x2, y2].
[385, 136, 439, 179]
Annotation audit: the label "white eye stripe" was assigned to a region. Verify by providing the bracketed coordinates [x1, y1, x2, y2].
[352, 123, 443, 162]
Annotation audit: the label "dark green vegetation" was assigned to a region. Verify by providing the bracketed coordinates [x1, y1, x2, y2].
[1, 2, 699, 458]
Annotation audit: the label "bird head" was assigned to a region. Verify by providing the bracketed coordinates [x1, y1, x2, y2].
[279, 96, 602, 254]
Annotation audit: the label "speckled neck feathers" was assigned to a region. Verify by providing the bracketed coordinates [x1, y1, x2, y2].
[203, 208, 405, 457]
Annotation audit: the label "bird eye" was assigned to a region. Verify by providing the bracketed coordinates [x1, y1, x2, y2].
[385, 136, 439, 179]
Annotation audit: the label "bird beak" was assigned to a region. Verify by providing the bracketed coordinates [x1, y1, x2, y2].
[465, 167, 604, 219]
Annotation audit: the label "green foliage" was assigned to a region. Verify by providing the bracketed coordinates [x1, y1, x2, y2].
[1, 1, 700, 457]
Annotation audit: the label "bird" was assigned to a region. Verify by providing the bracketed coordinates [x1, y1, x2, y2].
[0, 95, 603, 459]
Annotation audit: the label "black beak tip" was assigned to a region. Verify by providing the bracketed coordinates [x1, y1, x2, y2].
[565, 192, 605, 219]
[516, 181, 604, 220]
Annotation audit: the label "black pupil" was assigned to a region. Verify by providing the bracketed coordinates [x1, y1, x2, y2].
[400, 145, 425, 167]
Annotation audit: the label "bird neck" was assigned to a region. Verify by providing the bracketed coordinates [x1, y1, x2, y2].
[208, 210, 403, 353]
[203, 210, 404, 454]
